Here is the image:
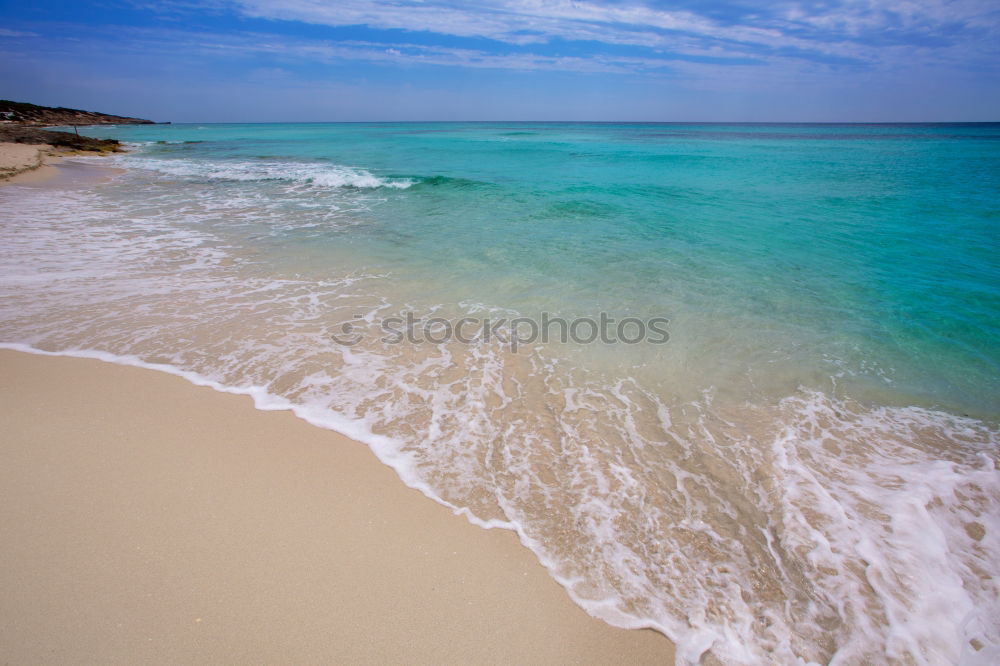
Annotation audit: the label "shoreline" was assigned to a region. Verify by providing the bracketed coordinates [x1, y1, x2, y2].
[0, 347, 675, 663]
[1, 149, 125, 187]
[1, 120, 126, 186]
[7, 130, 995, 661]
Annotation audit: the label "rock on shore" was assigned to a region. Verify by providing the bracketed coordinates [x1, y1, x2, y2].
[0, 125, 121, 153]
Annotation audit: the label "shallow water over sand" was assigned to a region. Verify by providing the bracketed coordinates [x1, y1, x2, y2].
[2, 122, 999, 663]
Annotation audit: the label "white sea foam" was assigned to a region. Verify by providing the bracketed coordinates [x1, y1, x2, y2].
[112, 155, 414, 189]
[2, 170, 998, 665]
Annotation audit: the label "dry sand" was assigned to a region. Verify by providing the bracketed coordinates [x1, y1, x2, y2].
[0, 141, 62, 184]
[0, 349, 675, 664]
[0, 142, 45, 172]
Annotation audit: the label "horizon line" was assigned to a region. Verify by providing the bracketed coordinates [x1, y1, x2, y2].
[86, 119, 1000, 126]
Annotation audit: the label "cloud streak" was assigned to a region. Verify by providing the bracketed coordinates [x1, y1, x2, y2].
[0, 28, 39, 38]
[2, 0, 998, 121]
[227, 0, 1000, 68]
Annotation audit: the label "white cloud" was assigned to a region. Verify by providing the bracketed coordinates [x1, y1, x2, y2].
[227, 0, 1000, 66]
[163, 30, 679, 74]
[0, 28, 39, 38]
[231, 0, 793, 52]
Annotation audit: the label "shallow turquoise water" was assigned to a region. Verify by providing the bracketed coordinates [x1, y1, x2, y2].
[6, 122, 1000, 663]
[80, 121, 1000, 416]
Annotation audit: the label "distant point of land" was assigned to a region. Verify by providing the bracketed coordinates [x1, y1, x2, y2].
[0, 99, 157, 167]
[0, 99, 155, 126]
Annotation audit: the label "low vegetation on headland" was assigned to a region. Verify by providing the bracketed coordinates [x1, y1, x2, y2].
[0, 99, 164, 179]
[0, 99, 162, 154]
[0, 99, 154, 127]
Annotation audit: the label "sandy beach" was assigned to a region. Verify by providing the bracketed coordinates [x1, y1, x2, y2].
[0, 141, 62, 184]
[4, 116, 997, 664]
[0, 348, 674, 663]
[5, 0, 1000, 658]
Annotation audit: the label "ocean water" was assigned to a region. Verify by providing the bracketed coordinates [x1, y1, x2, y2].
[2, 122, 998, 664]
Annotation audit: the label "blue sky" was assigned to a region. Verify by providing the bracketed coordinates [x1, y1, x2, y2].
[0, 0, 998, 122]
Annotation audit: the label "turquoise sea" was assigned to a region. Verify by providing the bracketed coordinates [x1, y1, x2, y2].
[2, 122, 998, 664]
